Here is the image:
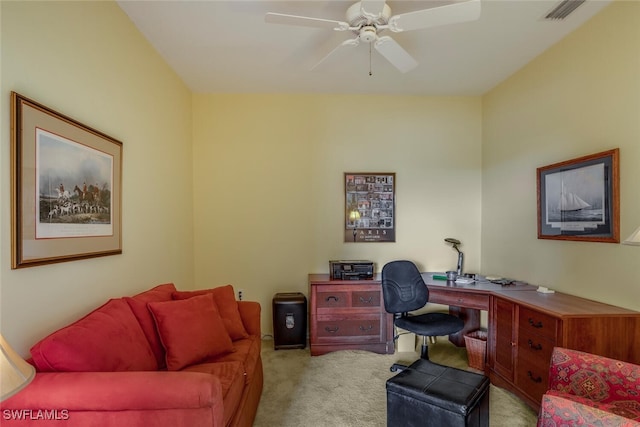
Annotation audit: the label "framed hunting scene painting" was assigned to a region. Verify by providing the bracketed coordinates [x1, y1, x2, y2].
[11, 92, 122, 268]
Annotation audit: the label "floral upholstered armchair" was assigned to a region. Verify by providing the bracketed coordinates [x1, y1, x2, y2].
[537, 347, 640, 427]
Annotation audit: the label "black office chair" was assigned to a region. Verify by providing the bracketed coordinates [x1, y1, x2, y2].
[382, 260, 464, 369]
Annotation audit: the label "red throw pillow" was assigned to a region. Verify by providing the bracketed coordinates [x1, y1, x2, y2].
[124, 283, 177, 369]
[172, 285, 249, 340]
[30, 299, 157, 372]
[148, 294, 233, 371]
[131, 283, 177, 302]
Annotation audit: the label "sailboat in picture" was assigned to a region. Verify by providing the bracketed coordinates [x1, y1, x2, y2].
[541, 154, 614, 237]
[559, 182, 590, 211]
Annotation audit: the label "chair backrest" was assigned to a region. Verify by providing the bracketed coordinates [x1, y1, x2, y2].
[381, 260, 429, 314]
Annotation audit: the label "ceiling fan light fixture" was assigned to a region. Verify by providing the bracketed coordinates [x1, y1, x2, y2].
[359, 26, 378, 43]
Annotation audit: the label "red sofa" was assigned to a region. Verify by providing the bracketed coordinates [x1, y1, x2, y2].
[537, 347, 640, 427]
[1, 283, 263, 427]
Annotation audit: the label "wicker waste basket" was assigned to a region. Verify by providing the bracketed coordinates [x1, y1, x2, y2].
[464, 329, 487, 371]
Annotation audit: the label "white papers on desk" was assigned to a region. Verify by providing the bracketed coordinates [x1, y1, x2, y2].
[454, 278, 474, 284]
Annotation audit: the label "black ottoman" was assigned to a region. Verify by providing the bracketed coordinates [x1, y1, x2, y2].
[386, 359, 489, 427]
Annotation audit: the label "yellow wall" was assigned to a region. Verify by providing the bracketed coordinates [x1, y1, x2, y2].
[193, 94, 482, 334]
[482, 1, 640, 310]
[2, 0, 638, 355]
[0, 1, 194, 354]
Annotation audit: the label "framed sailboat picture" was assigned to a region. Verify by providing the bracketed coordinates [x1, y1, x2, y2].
[537, 149, 619, 243]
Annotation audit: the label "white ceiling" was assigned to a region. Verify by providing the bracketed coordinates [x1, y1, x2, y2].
[117, 0, 611, 95]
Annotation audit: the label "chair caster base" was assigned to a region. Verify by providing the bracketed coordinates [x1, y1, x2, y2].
[390, 362, 409, 372]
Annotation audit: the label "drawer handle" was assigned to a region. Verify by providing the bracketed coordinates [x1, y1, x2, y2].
[325, 326, 339, 333]
[528, 318, 543, 328]
[359, 296, 373, 304]
[527, 339, 542, 351]
[359, 324, 373, 331]
[527, 371, 542, 383]
[326, 296, 340, 302]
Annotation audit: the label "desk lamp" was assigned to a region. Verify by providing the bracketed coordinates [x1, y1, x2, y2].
[622, 225, 640, 246]
[349, 210, 361, 242]
[444, 238, 464, 276]
[1, 334, 35, 401]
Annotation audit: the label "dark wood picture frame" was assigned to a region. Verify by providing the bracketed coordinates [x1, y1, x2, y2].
[344, 172, 395, 243]
[537, 149, 619, 243]
[11, 92, 123, 268]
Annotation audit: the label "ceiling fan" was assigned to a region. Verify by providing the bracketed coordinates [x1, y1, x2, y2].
[265, 0, 481, 74]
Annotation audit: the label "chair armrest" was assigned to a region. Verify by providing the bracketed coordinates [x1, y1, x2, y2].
[547, 347, 640, 405]
[538, 393, 640, 427]
[238, 301, 261, 336]
[1, 371, 222, 413]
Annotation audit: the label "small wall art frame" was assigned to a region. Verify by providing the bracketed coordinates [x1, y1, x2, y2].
[344, 172, 395, 243]
[537, 148, 619, 243]
[11, 92, 123, 268]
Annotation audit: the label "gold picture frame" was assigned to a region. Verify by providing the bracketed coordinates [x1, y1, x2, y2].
[537, 148, 619, 243]
[11, 92, 123, 268]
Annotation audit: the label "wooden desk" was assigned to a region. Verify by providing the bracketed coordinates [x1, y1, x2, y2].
[308, 273, 640, 411]
[422, 274, 534, 346]
[308, 273, 532, 355]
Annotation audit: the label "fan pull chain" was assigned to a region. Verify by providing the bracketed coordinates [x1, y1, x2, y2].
[369, 43, 373, 76]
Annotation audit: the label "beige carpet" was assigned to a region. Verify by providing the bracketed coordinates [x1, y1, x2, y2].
[254, 339, 538, 427]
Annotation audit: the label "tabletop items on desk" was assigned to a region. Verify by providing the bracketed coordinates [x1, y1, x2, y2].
[431, 272, 477, 284]
[430, 273, 528, 287]
[473, 274, 531, 287]
[486, 278, 519, 286]
[432, 273, 476, 283]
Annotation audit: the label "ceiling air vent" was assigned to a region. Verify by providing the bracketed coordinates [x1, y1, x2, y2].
[544, 0, 586, 20]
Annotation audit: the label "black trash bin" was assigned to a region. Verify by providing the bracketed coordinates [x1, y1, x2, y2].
[272, 292, 307, 350]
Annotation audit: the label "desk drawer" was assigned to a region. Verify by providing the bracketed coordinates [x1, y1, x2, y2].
[517, 332, 554, 374]
[518, 307, 558, 340]
[429, 289, 489, 310]
[316, 291, 349, 308]
[314, 315, 382, 342]
[515, 335, 551, 404]
[352, 290, 381, 308]
[514, 363, 548, 403]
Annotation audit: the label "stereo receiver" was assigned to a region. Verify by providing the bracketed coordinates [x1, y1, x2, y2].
[329, 260, 374, 280]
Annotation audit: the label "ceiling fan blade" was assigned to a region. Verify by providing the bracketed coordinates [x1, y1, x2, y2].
[360, 0, 387, 19]
[265, 12, 349, 31]
[388, 0, 481, 33]
[311, 38, 360, 71]
[374, 36, 418, 73]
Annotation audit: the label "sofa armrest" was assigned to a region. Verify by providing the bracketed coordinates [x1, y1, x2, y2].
[547, 347, 640, 406]
[238, 301, 261, 337]
[1, 371, 223, 415]
[538, 393, 640, 427]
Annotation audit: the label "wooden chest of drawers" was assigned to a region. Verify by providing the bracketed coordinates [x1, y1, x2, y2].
[514, 306, 557, 401]
[309, 275, 394, 356]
